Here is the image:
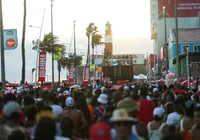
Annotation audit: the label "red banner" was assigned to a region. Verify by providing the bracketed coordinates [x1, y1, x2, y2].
[84, 66, 89, 80]
[158, 0, 200, 18]
[160, 47, 164, 60]
[38, 52, 47, 82]
[68, 64, 74, 85]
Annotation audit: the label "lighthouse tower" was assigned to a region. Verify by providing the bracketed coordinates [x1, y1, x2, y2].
[104, 21, 113, 58]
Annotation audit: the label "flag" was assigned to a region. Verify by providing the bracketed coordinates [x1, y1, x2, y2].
[96, 65, 102, 72]
[90, 64, 95, 72]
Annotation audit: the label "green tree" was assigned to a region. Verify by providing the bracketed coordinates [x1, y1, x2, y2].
[91, 34, 103, 64]
[40, 32, 65, 83]
[86, 23, 97, 65]
[21, 0, 27, 84]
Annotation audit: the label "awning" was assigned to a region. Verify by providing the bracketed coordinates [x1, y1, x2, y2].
[172, 52, 200, 64]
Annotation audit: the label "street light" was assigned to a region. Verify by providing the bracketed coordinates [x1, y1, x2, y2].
[175, 0, 180, 83]
[152, 25, 156, 80]
[51, 0, 55, 88]
[186, 47, 190, 88]
[163, 6, 168, 75]
[30, 9, 45, 84]
[0, 0, 5, 91]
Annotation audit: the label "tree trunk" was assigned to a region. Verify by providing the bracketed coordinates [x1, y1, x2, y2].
[21, 0, 27, 84]
[92, 45, 94, 64]
[86, 37, 90, 66]
[58, 62, 61, 84]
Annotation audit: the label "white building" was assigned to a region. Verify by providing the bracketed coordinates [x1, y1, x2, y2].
[150, 0, 200, 57]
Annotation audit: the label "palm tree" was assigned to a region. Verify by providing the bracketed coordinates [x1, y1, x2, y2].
[40, 32, 65, 83]
[86, 23, 97, 65]
[92, 34, 103, 64]
[21, 0, 27, 84]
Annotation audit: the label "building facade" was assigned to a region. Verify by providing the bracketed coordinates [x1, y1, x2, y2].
[168, 28, 200, 78]
[150, 0, 200, 57]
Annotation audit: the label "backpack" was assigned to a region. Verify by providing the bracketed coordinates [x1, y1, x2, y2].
[147, 122, 165, 140]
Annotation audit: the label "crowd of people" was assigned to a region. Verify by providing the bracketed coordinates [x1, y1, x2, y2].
[0, 80, 200, 140]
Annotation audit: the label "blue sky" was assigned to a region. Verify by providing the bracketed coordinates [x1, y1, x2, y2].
[1, 0, 153, 82]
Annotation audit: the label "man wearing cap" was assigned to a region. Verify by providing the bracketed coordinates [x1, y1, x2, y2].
[94, 94, 108, 122]
[147, 107, 168, 140]
[59, 97, 87, 137]
[89, 122, 112, 140]
[110, 109, 143, 140]
[0, 101, 28, 140]
[117, 97, 148, 140]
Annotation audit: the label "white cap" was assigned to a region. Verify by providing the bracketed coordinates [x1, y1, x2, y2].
[166, 112, 181, 125]
[65, 97, 75, 107]
[153, 107, 165, 118]
[124, 86, 129, 91]
[131, 85, 135, 89]
[153, 88, 159, 93]
[97, 94, 108, 104]
[63, 90, 71, 96]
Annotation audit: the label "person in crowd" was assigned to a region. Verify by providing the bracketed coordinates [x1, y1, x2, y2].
[191, 106, 200, 140]
[55, 117, 73, 140]
[163, 102, 174, 122]
[0, 101, 28, 140]
[35, 114, 56, 140]
[177, 100, 196, 140]
[136, 87, 154, 126]
[24, 105, 38, 133]
[147, 107, 168, 140]
[161, 133, 183, 140]
[59, 97, 87, 137]
[75, 96, 92, 138]
[117, 97, 148, 140]
[8, 128, 30, 140]
[89, 122, 112, 140]
[94, 94, 108, 122]
[63, 90, 71, 98]
[21, 95, 35, 110]
[110, 109, 143, 140]
[48, 93, 63, 118]
[111, 91, 123, 109]
[166, 112, 181, 133]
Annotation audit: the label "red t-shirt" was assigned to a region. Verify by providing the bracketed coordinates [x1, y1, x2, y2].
[136, 99, 154, 126]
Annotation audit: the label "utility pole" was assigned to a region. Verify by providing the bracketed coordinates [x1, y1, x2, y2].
[175, 0, 180, 83]
[0, 0, 5, 91]
[163, 6, 168, 74]
[51, 0, 54, 88]
[74, 21, 76, 56]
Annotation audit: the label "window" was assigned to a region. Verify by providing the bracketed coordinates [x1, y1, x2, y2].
[194, 45, 200, 52]
[152, 4, 156, 10]
[114, 66, 121, 77]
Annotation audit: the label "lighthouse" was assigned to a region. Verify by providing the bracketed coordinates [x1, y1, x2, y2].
[104, 21, 113, 58]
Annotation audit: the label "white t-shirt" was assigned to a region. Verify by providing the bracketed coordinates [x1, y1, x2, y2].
[55, 136, 71, 140]
[51, 104, 63, 117]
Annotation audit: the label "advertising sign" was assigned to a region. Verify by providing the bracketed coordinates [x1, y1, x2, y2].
[158, 0, 200, 18]
[84, 66, 90, 80]
[160, 47, 165, 60]
[3, 29, 18, 50]
[68, 64, 74, 85]
[38, 52, 47, 82]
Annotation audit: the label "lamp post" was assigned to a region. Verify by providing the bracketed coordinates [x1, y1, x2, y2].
[175, 0, 180, 83]
[51, 0, 54, 88]
[74, 21, 76, 56]
[0, 0, 5, 91]
[29, 9, 45, 84]
[152, 25, 156, 80]
[186, 47, 190, 88]
[163, 6, 168, 74]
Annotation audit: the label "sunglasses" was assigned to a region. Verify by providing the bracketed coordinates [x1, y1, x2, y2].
[114, 121, 130, 126]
